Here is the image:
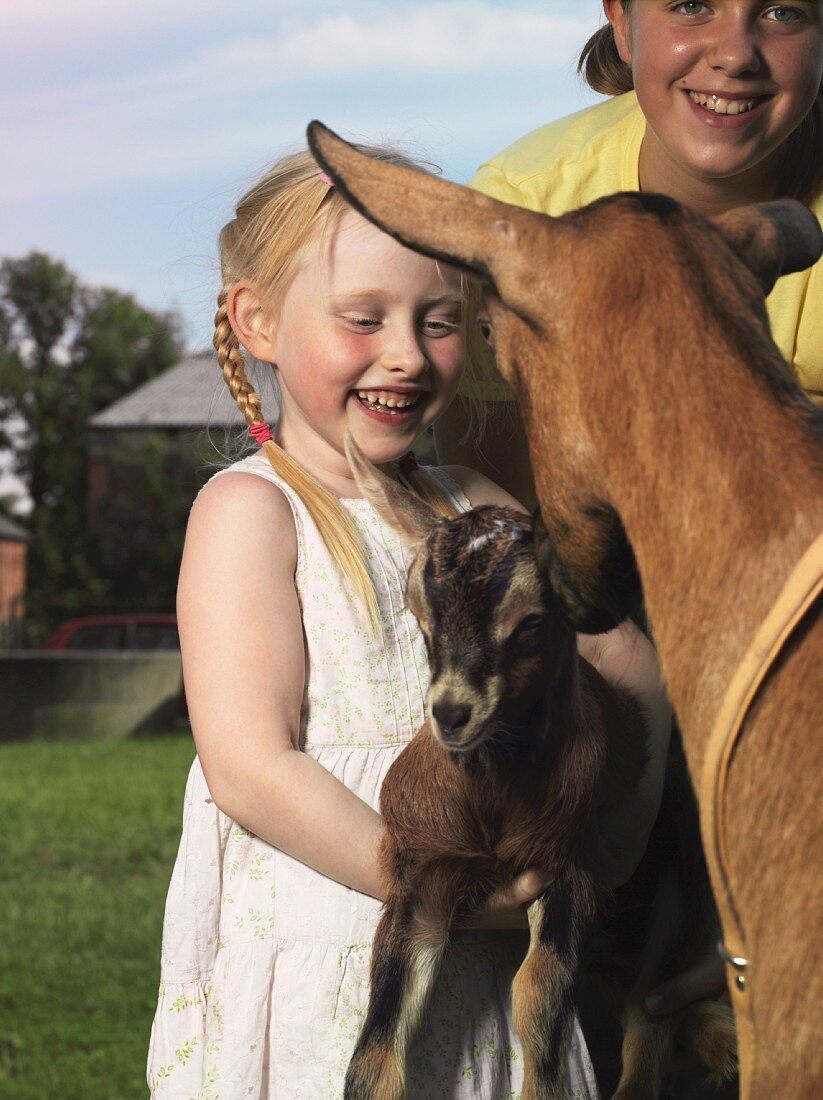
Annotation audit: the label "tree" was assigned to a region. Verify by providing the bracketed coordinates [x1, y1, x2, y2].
[0, 252, 184, 633]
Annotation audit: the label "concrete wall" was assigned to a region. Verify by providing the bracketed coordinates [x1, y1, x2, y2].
[0, 651, 186, 742]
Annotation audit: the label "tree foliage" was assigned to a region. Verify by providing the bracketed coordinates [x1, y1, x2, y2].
[0, 252, 184, 634]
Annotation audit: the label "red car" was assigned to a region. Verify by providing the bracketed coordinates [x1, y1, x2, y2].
[41, 614, 179, 651]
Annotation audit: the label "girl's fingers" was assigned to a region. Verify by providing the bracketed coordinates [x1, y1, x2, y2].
[645, 953, 726, 1015]
[487, 869, 550, 913]
[460, 870, 550, 929]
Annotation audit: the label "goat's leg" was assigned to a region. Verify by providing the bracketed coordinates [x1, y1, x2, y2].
[345, 896, 447, 1100]
[610, 1000, 676, 1100]
[511, 873, 596, 1100]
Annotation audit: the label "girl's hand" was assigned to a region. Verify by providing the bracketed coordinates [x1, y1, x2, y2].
[645, 951, 727, 1015]
[462, 869, 550, 930]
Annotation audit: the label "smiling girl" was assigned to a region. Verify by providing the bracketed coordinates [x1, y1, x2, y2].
[145, 147, 675, 1099]
[438, 0, 823, 499]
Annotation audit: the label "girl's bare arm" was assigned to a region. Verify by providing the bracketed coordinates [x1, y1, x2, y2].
[179, 468, 615, 925]
[177, 472, 386, 900]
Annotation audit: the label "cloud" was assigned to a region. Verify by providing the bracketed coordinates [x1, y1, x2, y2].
[3, 2, 597, 202]
[1, 0, 321, 51]
[10, 3, 592, 111]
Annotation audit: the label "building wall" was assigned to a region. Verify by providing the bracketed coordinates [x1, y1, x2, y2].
[0, 540, 27, 621]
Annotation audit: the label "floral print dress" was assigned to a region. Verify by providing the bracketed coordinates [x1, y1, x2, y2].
[147, 451, 599, 1100]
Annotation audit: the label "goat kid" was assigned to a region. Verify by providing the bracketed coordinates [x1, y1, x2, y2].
[343, 437, 733, 1100]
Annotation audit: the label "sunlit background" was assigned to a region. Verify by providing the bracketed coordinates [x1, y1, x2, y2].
[3, 0, 604, 339]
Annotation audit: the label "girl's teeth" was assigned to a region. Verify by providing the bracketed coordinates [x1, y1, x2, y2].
[356, 390, 419, 411]
[688, 91, 757, 115]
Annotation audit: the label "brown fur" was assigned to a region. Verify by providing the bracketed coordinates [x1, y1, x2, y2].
[310, 124, 823, 1098]
[342, 442, 734, 1098]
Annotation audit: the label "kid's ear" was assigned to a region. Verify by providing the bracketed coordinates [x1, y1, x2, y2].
[226, 284, 278, 362]
[344, 433, 438, 552]
[712, 200, 823, 296]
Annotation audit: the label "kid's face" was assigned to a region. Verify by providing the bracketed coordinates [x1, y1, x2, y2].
[268, 208, 465, 473]
[607, 0, 823, 185]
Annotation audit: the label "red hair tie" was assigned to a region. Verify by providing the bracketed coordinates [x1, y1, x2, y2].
[249, 422, 273, 446]
[397, 452, 418, 478]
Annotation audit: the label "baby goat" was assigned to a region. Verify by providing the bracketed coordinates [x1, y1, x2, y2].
[344, 438, 734, 1100]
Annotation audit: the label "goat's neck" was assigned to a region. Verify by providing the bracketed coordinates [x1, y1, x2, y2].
[580, 346, 821, 772]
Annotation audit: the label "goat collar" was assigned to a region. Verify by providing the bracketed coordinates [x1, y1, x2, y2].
[700, 527, 823, 1098]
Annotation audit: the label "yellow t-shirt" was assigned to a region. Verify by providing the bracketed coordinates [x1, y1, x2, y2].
[468, 92, 823, 404]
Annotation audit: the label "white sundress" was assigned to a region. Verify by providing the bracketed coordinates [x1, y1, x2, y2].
[147, 451, 600, 1100]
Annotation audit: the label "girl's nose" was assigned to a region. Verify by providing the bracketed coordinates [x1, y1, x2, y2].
[706, 15, 761, 77]
[381, 330, 429, 375]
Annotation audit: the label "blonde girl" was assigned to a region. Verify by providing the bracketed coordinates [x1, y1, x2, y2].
[147, 145, 671, 1099]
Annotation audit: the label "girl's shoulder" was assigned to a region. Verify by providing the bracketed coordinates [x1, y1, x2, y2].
[470, 92, 643, 214]
[190, 452, 299, 568]
[438, 464, 525, 512]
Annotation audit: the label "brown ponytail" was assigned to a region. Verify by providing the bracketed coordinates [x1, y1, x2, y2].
[577, 20, 634, 97]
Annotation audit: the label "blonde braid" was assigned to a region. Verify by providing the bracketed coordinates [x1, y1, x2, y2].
[214, 290, 265, 428]
[213, 290, 381, 629]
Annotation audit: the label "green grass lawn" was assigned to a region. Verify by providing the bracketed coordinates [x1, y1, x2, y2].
[0, 737, 196, 1100]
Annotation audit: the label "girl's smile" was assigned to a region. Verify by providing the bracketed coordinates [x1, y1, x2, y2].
[605, 0, 823, 207]
[242, 207, 465, 494]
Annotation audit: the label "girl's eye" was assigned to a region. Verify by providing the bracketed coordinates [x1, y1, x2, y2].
[421, 318, 460, 338]
[672, 1, 709, 14]
[347, 316, 380, 330]
[763, 6, 805, 23]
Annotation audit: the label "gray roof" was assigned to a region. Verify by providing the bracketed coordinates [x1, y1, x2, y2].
[0, 514, 28, 542]
[89, 351, 279, 429]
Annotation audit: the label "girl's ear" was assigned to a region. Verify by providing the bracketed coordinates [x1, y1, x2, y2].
[604, 0, 632, 65]
[344, 433, 438, 552]
[226, 283, 278, 363]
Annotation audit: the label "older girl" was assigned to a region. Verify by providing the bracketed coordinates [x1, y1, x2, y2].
[439, 0, 823, 506]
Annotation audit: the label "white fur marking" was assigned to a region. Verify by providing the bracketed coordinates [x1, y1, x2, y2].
[395, 941, 444, 1063]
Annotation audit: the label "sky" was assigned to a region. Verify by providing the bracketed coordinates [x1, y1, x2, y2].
[1, 0, 605, 501]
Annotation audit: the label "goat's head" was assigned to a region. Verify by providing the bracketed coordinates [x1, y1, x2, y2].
[311, 122, 822, 633]
[345, 434, 576, 754]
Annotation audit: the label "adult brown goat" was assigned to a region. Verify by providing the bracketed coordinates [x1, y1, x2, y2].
[343, 436, 734, 1100]
[308, 121, 823, 1100]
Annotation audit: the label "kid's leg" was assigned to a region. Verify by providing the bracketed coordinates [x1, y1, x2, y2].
[345, 897, 447, 1100]
[511, 873, 596, 1100]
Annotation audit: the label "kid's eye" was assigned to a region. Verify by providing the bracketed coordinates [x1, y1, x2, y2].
[346, 316, 380, 330]
[672, 1, 709, 14]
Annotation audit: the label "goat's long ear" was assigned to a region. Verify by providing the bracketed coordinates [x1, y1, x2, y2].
[712, 200, 823, 295]
[344, 433, 438, 552]
[308, 121, 550, 312]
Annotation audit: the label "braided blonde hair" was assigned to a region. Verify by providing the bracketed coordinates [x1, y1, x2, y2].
[213, 147, 463, 628]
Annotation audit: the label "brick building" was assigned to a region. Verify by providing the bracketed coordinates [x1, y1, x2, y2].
[0, 514, 29, 626]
